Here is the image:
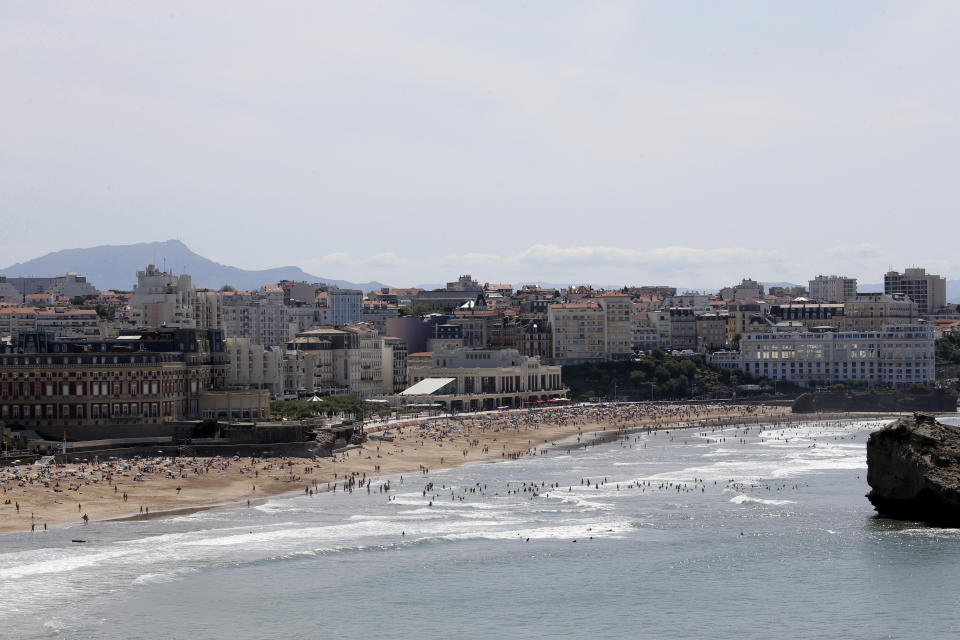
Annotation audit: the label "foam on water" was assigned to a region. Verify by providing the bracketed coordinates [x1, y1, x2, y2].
[728, 494, 795, 506]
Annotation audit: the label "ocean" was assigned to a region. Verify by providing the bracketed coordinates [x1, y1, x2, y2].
[3, 416, 960, 640]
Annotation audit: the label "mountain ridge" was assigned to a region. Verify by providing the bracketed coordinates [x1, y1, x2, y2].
[1, 240, 389, 293]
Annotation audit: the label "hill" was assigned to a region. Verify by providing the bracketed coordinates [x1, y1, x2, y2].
[1, 240, 388, 292]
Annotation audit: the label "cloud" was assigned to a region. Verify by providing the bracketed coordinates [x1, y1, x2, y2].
[828, 243, 880, 260]
[440, 244, 780, 269]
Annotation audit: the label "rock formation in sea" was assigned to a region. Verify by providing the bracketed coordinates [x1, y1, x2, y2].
[866, 413, 960, 526]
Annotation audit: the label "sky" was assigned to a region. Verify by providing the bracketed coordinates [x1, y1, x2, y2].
[2, 1, 959, 289]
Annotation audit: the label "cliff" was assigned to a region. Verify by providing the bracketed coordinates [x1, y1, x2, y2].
[866, 413, 960, 526]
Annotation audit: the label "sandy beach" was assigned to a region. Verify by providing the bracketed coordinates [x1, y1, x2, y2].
[0, 403, 791, 533]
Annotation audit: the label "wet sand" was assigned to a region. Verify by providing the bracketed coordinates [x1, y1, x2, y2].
[0, 404, 792, 533]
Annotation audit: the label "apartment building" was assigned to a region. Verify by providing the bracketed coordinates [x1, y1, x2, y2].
[224, 337, 283, 395]
[0, 307, 38, 337]
[548, 302, 606, 364]
[598, 293, 633, 360]
[36, 308, 101, 338]
[285, 325, 386, 398]
[808, 275, 857, 303]
[328, 289, 362, 326]
[740, 324, 934, 387]
[884, 267, 947, 314]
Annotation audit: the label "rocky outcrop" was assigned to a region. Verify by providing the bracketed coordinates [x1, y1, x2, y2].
[794, 389, 958, 414]
[866, 413, 960, 526]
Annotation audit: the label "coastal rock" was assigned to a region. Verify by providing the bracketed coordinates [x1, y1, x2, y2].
[866, 413, 960, 526]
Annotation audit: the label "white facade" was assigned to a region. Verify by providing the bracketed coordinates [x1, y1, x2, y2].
[740, 324, 934, 387]
[225, 337, 283, 395]
[808, 275, 857, 303]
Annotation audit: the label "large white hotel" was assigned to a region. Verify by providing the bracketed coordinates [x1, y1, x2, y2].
[738, 324, 934, 387]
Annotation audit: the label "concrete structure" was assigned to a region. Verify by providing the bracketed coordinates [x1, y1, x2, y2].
[2, 273, 99, 299]
[128, 265, 199, 329]
[224, 337, 283, 395]
[196, 389, 270, 421]
[0, 276, 23, 303]
[402, 344, 566, 411]
[884, 267, 947, 314]
[808, 275, 857, 303]
[740, 324, 934, 387]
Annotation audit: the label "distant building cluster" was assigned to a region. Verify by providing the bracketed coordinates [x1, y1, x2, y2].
[0, 262, 955, 438]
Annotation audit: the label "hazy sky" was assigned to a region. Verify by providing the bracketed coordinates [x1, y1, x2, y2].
[2, 1, 958, 288]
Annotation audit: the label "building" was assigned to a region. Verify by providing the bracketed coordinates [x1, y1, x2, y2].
[328, 289, 362, 326]
[382, 336, 408, 394]
[285, 326, 386, 398]
[36, 308, 102, 338]
[2, 273, 99, 299]
[0, 307, 39, 337]
[402, 344, 566, 411]
[666, 308, 697, 351]
[224, 337, 283, 396]
[808, 275, 857, 303]
[598, 293, 633, 360]
[128, 265, 199, 329]
[768, 303, 845, 329]
[884, 268, 947, 315]
[695, 312, 729, 352]
[842, 293, 917, 332]
[548, 302, 606, 364]
[740, 324, 934, 387]
[0, 328, 230, 438]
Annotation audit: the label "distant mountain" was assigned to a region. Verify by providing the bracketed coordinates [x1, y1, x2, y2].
[1, 239, 389, 292]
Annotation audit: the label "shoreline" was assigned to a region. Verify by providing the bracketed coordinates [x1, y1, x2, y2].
[0, 406, 907, 534]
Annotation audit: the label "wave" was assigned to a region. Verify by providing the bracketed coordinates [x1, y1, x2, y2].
[729, 494, 795, 506]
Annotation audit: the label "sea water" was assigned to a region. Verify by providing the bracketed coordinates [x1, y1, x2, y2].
[3, 417, 960, 640]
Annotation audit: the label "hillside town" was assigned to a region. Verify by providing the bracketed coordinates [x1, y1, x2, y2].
[0, 264, 956, 452]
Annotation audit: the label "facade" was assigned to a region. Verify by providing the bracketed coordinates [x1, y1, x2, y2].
[2, 273, 99, 299]
[403, 345, 566, 411]
[0, 328, 228, 436]
[884, 268, 947, 314]
[285, 326, 386, 398]
[842, 293, 917, 332]
[0, 308, 39, 337]
[808, 275, 857, 303]
[599, 294, 633, 360]
[36, 308, 101, 338]
[128, 265, 199, 329]
[548, 302, 606, 364]
[740, 324, 934, 387]
[328, 289, 362, 326]
[695, 312, 729, 352]
[224, 337, 283, 395]
[768, 303, 845, 329]
[382, 337, 408, 394]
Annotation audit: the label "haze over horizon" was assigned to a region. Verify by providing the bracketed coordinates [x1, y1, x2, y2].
[3, 2, 959, 287]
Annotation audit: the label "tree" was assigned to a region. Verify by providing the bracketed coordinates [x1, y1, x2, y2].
[219, 284, 236, 292]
